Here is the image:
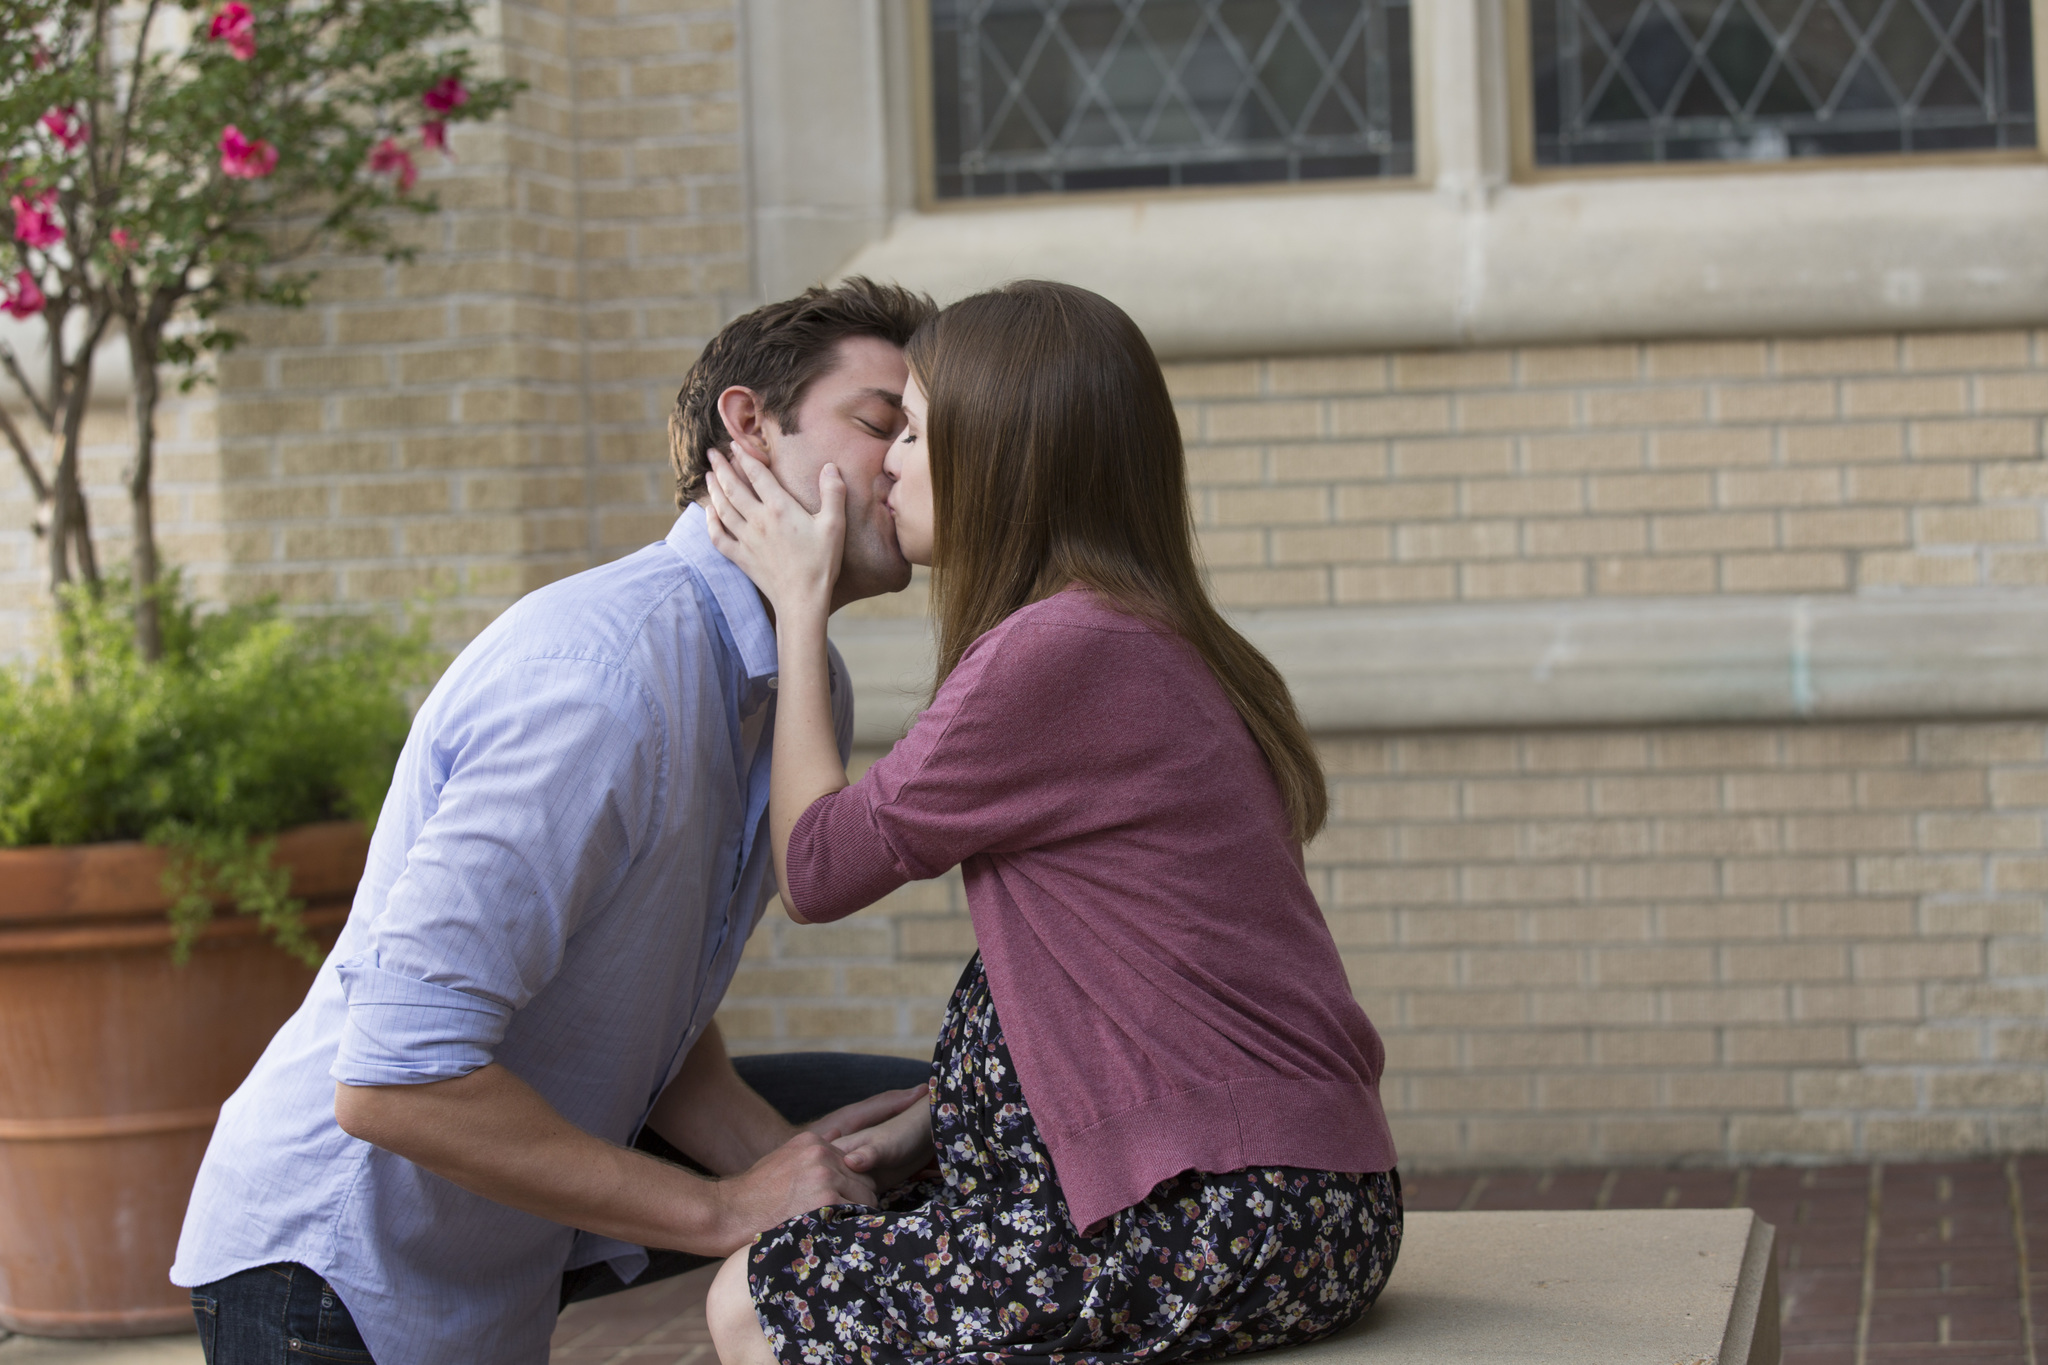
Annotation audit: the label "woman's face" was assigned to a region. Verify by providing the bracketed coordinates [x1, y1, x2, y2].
[883, 372, 934, 566]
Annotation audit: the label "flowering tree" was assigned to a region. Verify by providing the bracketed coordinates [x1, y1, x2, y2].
[0, 0, 515, 657]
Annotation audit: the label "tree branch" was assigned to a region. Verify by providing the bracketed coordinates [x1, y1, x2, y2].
[0, 344, 54, 431]
[45, 305, 114, 593]
[41, 299, 72, 430]
[86, 0, 112, 208]
[0, 401, 50, 505]
[113, 0, 165, 186]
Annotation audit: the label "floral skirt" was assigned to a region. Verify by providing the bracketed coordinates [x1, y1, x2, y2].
[749, 955, 1402, 1365]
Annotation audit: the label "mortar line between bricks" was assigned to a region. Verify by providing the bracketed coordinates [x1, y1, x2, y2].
[2011, 1156, 2039, 1365]
[1856, 1160, 1882, 1365]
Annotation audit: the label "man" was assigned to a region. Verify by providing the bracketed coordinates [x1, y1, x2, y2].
[172, 278, 938, 1365]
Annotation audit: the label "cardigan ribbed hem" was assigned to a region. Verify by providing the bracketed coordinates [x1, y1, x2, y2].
[1041, 1076, 1398, 1235]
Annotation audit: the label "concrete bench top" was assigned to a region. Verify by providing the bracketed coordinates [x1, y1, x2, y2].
[0, 1209, 1780, 1365]
[1295, 1208, 1779, 1365]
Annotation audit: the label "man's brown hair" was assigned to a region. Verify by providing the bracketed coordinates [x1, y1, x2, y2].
[908, 280, 1328, 844]
[667, 277, 935, 510]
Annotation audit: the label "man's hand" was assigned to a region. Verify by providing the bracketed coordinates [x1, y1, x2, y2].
[711, 1130, 879, 1250]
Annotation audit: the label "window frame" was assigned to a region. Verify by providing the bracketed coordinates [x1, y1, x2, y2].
[744, 0, 2048, 359]
[1500, 0, 2048, 182]
[907, 0, 1432, 212]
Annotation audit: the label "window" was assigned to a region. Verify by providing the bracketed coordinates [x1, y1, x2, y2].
[1526, 0, 2038, 166]
[927, 0, 1415, 200]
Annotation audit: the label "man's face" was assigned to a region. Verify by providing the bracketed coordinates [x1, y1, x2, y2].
[756, 335, 913, 609]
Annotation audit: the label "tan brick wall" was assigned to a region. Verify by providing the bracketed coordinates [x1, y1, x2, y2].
[200, 0, 740, 639]
[721, 721, 2048, 1169]
[0, 0, 744, 656]
[1164, 334, 2048, 611]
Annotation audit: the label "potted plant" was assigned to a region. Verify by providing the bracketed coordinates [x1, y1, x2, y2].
[0, 0, 512, 1336]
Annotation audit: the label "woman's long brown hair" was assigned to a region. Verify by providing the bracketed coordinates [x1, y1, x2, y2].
[906, 280, 1328, 843]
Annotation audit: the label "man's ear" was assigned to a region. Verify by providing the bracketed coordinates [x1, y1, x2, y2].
[715, 386, 777, 464]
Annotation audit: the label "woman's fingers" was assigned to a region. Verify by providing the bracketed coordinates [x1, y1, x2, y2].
[817, 463, 846, 537]
[704, 464, 746, 536]
[809, 1083, 928, 1143]
[706, 449, 759, 524]
[729, 446, 791, 511]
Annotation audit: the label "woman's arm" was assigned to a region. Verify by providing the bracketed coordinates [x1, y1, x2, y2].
[761, 591, 843, 925]
[703, 447, 849, 921]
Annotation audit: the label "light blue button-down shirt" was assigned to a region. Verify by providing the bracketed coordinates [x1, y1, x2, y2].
[172, 506, 852, 1365]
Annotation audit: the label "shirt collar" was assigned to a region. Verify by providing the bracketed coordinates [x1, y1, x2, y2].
[668, 503, 777, 686]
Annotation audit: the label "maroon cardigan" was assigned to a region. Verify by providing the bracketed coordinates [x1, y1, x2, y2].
[787, 588, 1396, 1231]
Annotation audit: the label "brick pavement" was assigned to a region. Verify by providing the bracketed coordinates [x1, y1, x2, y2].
[1401, 1155, 2047, 1365]
[547, 1156, 2046, 1365]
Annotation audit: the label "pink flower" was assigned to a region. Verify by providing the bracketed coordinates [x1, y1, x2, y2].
[10, 190, 62, 249]
[421, 76, 469, 114]
[3, 270, 46, 320]
[109, 228, 135, 255]
[368, 137, 417, 193]
[41, 107, 86, 152]
[208, 2, 256, 61]
[219, 124, 278, 179]
[418, 79, 466, 159]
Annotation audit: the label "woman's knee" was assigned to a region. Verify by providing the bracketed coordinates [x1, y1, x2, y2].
[707, 1248, 767, 1364]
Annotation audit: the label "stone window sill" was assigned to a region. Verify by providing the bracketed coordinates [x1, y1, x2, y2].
[838, 162, 2048, 360]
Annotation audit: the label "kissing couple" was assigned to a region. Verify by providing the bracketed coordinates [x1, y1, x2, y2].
[174, 279, 1401, 1365]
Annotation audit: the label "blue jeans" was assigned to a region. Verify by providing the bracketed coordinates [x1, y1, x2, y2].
[187, 1051, 931, 1364]
[188, 1262, 371, 1364]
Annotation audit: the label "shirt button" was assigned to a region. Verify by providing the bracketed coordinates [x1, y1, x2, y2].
[767, 676, 779, 690]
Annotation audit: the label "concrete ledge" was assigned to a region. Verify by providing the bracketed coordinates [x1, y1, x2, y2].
[1294, 1209, 1779, 1365]
[831, 592, 2048, 744]
[838, 165, 2048, 359]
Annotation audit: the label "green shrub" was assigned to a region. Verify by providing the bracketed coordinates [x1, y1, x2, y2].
[0, 575, 436, 964]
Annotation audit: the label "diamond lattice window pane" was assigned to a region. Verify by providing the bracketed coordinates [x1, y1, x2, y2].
[930, 0, 1414, 199]
[1528, 0, 2036, 164]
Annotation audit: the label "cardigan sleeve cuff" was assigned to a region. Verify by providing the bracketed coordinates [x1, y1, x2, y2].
[786, 790, 913, 923]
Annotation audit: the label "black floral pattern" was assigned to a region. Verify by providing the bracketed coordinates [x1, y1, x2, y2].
[750, 955, 1402, 1365]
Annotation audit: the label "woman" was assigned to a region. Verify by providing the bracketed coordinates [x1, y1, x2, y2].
[702, 281, 1400, 1365]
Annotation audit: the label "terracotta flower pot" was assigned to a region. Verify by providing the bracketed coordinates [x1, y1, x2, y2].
[0, 821, 365, 1338]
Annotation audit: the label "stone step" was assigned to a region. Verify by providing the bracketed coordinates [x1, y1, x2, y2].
[1296, 1209, 1779, 1365]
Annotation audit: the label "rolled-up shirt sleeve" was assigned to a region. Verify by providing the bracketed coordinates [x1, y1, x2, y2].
[330, 962, 514, 1085]
[332, 655, 665, 1087]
